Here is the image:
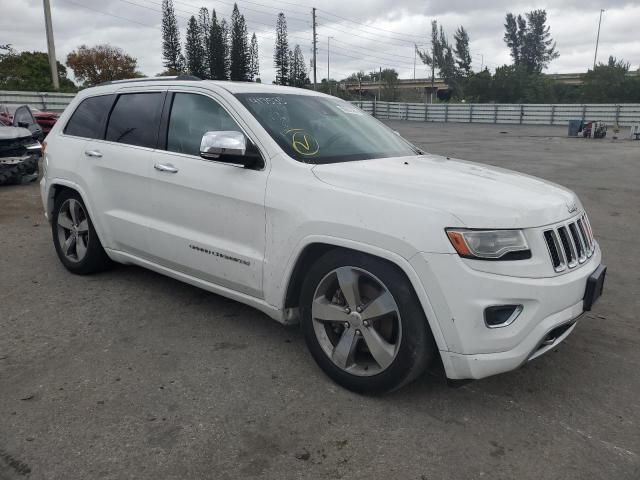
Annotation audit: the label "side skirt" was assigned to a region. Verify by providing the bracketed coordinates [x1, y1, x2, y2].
[105, 248, 285, 323]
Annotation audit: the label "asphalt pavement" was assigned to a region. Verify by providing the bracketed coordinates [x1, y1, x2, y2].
[1, 122, 638, 479]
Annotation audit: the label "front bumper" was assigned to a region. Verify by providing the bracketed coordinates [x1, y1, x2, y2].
[410, 244, 602, 380]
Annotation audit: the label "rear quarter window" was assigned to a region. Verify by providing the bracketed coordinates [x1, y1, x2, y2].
[64, 95, 114, 139]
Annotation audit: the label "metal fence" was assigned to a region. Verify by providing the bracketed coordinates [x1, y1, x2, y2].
[2, 91, 639, 127]
[0, 90, 76, 113]
[351, 101, 640, 127]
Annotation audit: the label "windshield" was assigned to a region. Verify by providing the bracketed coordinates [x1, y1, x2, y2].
[234, 93, 420, 164]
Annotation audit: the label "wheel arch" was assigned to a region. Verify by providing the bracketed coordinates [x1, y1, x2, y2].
[46, 180, 108, 248]
[281, 238, 448, 351]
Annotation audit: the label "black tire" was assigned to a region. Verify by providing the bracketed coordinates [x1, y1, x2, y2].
[52, 189, 112, 274]
[300, 249, 435, 394]
[0, 163, 27, 185]
[0, 156, 38, 185]
[23, 155, 39, 175]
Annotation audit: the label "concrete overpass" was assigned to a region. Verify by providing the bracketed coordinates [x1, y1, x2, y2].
[341, 71, 639, 94]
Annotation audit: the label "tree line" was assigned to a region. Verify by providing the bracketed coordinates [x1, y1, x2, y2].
[161, 1, 309, 87]
[162, 0, 259, 82]
[2, 5, 639, 104]
[343, 9, 639, 104]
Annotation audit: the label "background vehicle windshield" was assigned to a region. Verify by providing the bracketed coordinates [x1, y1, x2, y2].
[235, 93, 420, 164]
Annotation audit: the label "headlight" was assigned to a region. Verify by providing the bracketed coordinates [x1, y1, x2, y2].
[446, 229, 531, 260]
[26, 141, 42, 153]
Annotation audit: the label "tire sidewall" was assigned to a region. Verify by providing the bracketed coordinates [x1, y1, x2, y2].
[52, 190, 107, 274]
[300, 249, 433, 394]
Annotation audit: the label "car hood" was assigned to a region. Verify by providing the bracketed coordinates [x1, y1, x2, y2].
[0, 126, 33, 142]
[312, 154, 580, 228]
[34, 112, 59, 119]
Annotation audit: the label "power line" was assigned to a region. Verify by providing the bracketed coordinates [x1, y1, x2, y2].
[328, 37, 416, 62]
[59, 0, 156, 27]
[60, 0, 464, 79]
[317, 9, 426, 42]
[316, 16, 417, 46]
[174, 0, 309, 24]
[317, 48, 414, 70]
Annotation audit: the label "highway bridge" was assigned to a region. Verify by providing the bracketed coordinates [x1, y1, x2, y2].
[341, 72, 639, 96]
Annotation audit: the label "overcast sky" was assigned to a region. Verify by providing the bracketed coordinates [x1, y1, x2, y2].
[2, 0, 639, 84]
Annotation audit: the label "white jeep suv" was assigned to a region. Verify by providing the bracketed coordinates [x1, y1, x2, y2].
[40, 78, 606, 393]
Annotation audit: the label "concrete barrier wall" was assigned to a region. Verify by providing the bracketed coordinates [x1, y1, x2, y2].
[0, 90, 76, 113]
[351, 101, 640, 127]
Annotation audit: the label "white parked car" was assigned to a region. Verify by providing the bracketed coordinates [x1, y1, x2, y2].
[40, 78, 606, 393]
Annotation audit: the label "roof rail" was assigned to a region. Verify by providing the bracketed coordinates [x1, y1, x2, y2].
[96, 75, 202, 87]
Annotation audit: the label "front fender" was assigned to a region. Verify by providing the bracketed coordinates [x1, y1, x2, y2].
[270, 234, 449, 352]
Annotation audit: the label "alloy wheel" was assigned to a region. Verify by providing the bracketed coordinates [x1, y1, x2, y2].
[311, 266, 402, 376]
[56, 198, 90, 263]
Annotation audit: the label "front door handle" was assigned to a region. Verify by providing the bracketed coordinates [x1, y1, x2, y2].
[154, 162, 178, 173]
[84, 150, 102, 158]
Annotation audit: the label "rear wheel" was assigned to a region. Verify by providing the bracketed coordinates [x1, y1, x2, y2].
[52, 190, 112, 274]
[300, 249, 434, 394]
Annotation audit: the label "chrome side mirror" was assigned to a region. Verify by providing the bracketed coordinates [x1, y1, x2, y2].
[200, 131, 247, 160]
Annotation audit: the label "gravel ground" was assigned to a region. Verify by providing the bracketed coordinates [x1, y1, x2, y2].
[1, 122, 639, 480]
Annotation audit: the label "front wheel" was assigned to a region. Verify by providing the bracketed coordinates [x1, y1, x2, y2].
[300, 249, 435, 394]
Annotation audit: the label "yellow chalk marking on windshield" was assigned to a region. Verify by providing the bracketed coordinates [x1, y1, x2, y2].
[285, 128, 319, 156]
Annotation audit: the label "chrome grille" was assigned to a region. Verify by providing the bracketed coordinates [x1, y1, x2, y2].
[543, 214, 595, 272]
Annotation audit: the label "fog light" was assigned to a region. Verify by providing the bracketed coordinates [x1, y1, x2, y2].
[484, 305, 523, 328]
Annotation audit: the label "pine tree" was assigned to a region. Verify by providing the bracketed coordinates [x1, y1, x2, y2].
[220, 18, 230, 79]
[230, 3, 249, 81]
[208, 10, 227, 80]
[185, 15, 206, 78]
[416, 21, 463, 98]
[289, 44, 308, 87]
[197, 8, 211, 79]
[453, 26, 472, 76]
[161, 0, 183, 73]
[287, 49, 295, 86]
[248, 33, 259, 81]
[504, 13, 521, 65]
[504, 10, 559, 73]
[273, 13, 289, 85]
[523, 10, 559, 73]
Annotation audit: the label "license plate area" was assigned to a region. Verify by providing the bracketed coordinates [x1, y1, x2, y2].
[583, 264, 606, 311]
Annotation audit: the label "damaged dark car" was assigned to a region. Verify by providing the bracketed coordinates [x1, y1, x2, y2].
[0, 106, 42, 185]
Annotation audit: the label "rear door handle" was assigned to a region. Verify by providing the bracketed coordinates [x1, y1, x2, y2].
[84, 150, 102, 158]
[154, 162, 178, 173]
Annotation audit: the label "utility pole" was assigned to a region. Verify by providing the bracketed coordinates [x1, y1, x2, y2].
[413, 45, 416, 80]
[327, 36, 333, 95]
[378, 66, 381, 101]
[593, 9, 605, 70]
[312, 7, 317, 90]
[430, 58, 435, 104]
[43, 0, 59, 90]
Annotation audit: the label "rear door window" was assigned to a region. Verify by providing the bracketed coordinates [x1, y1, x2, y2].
[106, 92, 164, 148]
[64, 95, 113, 139]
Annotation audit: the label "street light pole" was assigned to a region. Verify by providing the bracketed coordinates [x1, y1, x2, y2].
[593, 9, 605, 70]
[312, 7, 317, 90]
[327, 36, 333, 95]
[43, 0, 59, 90]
